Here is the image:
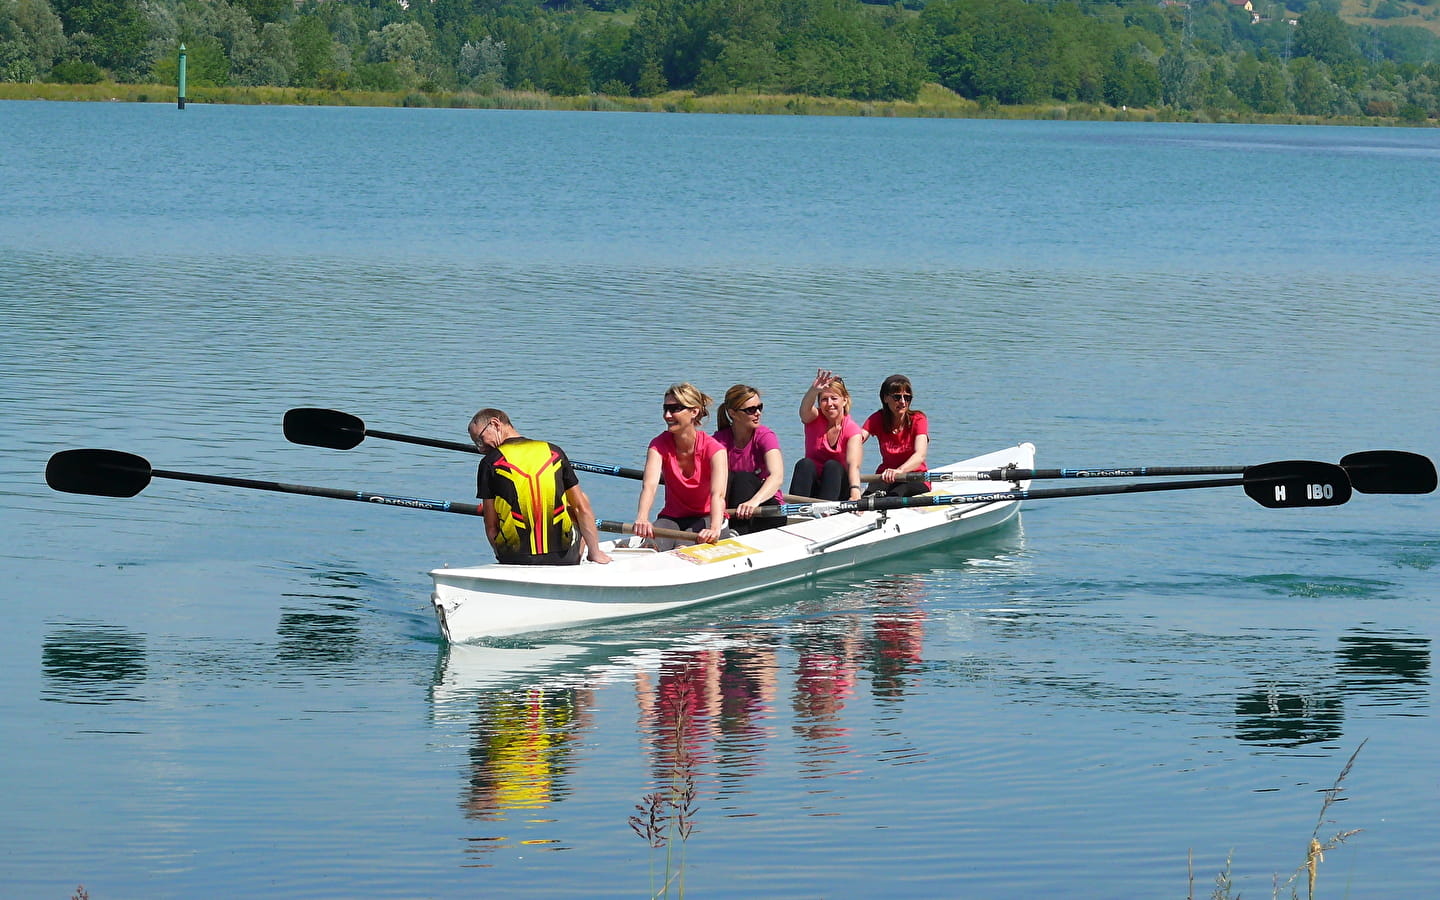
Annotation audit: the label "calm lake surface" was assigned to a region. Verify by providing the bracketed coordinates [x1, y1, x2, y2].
[2, 100, 1437, 898]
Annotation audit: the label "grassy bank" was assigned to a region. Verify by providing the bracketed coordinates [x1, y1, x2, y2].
[1, 80, 1427, 127]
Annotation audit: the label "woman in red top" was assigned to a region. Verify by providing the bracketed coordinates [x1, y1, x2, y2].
[633, 382, 728, 547]
[860, 374, 929, 498]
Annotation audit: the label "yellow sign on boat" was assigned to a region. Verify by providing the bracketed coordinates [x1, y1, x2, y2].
[674, 538, 759, 565]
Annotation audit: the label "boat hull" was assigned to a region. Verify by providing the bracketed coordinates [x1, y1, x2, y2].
[430, 442, 1034, 641]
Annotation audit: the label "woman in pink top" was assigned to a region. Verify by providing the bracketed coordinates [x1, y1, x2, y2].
[790, 368, 864, 502]
[713, 383, 785, 533]
[860, 373, 930, 498]
[633, 382, 728, 546]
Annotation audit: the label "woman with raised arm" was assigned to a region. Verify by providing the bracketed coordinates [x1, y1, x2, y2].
[860, 374, 930, 498]
[633, 383, 728, 548]
[714, 384, 785, 533]
[790, 368, 864, 503]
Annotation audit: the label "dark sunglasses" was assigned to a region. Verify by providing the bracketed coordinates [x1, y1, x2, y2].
[888, 392, 913, 401]
[736, 403, 764, 415]
[662, 403, 689, 414]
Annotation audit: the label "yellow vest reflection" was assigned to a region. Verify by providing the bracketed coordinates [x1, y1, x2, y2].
[466, 687, 591, 817]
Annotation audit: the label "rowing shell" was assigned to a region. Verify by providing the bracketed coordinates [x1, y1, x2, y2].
[429, 442, 1035, 641]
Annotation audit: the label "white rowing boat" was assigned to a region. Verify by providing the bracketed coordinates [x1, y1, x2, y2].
[429, 442, 1036, 642]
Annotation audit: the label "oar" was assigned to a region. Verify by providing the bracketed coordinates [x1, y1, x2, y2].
[752, 460, 1355, 518]
[596, 519, 700, 546]
[44, 448, 700, 544]
[283, 407, 647, 479]
[861, 450, 1435, 495]
[282, 406, 823, 501]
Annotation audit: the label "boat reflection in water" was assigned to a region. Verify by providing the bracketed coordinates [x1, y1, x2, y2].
[433, 573, 934, 856]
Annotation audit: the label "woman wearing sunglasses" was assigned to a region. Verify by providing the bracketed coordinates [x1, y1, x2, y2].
[713, 383, 786, 533]
[860, 374, 929, 498]
[633, 382, 729, 548]
[791, 368, 864, 502]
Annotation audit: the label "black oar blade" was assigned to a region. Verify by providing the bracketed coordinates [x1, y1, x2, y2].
[1340, 450, 1437, 495]
[283, 407, 366, 450]
[45, 449, 153, 498]
[1242, 461, 1352, 509]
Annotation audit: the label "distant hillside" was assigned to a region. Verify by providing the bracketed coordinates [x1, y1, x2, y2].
[1340, 0, 1440, 36]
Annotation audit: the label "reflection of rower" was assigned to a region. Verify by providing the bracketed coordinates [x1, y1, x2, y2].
[869, 609, 927, 699]
[464, 687, 593, 818]
[792, 617, 862, 745]
[866, 574, 928, 700]
[637, 652, 721, 774]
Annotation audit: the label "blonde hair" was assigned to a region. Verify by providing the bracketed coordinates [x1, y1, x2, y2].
[818, 376, 851, 417]
[716, 383, 760, 430]
[666, 382, 713, 424]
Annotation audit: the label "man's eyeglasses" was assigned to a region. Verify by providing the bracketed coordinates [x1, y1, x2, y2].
[888, 392, 913, 401]
[474, 420, 499, 448]
[662, 403, 689, 414]
[736, 403, 764, 415]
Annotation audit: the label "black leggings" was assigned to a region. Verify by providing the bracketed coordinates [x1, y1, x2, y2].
[726, 471, 783, 533]
[864, 478, 929, 498]
[790, 458, 846, 501]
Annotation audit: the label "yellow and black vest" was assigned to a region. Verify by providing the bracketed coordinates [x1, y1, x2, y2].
[483, 440, 578, 564]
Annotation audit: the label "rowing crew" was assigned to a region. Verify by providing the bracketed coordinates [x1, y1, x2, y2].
[469, 370, 931, 566]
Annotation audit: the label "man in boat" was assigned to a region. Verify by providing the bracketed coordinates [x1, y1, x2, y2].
[469, 409, 611, 565]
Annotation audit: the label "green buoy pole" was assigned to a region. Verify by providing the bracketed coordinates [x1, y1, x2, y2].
[177, 44, 187, 109]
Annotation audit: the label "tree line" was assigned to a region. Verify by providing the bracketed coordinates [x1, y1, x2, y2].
[2, 0, 1438, 120]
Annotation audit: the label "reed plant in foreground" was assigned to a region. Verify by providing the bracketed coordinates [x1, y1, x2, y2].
[1190, 740, 1366, 900]
[629, 679, 700, 899]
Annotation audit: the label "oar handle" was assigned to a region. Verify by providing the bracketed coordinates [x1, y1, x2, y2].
[596, 519, 700, 545]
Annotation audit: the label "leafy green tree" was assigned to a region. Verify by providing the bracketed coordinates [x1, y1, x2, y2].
[49, 0, 148, 77]
[692, 0, 783, 95]
[1294, 7, 1359, 66]
[49, 56, 101, 79]
[459, 34, 505, 91]
[923, 0, 1054, 105]
[185, 0, 262, 86]
[289, 14, 332, 85]
[236, 0, 285, 26]
[1397, 100, 1428, 121]
[254, 20, 294, 85]
[1159, 51, 1203, 108]
[1104, 51, 1161, 107]
[775, 0, 924, 100]
[1289, 54, 1337, 113]
[586, 19, 629, 91]
[1, 0, 66, 81]
[183, 34, 229, 85]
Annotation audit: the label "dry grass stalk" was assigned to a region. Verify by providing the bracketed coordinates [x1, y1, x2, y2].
[628, 679, 701, 899]
[1191, 741, 1366, 900]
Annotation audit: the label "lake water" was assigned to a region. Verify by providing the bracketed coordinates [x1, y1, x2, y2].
[1, 100, 1437, 898]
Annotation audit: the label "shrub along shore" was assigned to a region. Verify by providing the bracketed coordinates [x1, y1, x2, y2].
[0, 80, 1425, 127]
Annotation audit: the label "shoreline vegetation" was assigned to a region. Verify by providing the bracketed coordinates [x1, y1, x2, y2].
[2, 80, 1429, 127]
